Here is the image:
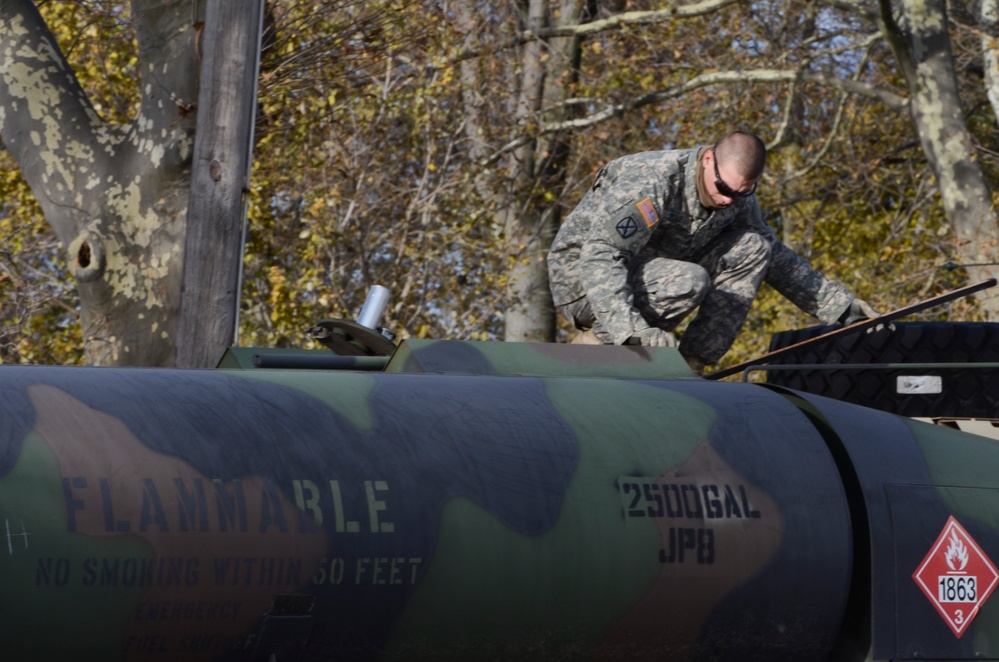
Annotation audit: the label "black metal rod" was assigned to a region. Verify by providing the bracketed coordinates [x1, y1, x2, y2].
[740, 362, 999, 382]
[250, 354, 389, 371]
[706, 278, 998, 381]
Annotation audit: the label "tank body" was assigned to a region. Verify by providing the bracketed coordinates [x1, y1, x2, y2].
[3, 339, 999, 661]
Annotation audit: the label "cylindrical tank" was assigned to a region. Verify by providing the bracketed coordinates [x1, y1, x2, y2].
[0, 365, 853, 661]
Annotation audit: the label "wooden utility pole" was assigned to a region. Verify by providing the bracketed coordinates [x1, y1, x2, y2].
[176, 0, 266, 368]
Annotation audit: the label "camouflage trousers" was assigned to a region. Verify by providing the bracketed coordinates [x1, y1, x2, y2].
[560, 230, 771, 364]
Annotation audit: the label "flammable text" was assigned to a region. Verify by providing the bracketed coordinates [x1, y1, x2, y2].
[61, 477, 394, 534]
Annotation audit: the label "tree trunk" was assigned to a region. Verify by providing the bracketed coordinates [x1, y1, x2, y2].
[0, 0, 200, 365]
[885, 0, 999, 314]
[983, 0, 999, 126]
[501, 0, 549, 342]
[461, 0, 583, 343]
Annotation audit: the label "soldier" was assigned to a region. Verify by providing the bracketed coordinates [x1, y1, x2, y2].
[547, 131, 878, 374]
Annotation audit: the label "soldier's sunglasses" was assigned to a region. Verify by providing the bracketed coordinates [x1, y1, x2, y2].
[712, 149, 758, 199]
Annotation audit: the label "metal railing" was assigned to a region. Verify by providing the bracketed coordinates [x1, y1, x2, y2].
[740, 362, 999, 382]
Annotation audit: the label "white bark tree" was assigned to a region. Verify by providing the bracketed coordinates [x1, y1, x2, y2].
[0, 0, 264, 366]
[0, 0, 199, 365]
[878, 0, 999, 309]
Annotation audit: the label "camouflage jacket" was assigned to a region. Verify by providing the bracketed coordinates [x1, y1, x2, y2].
[547, 148, 853, 344]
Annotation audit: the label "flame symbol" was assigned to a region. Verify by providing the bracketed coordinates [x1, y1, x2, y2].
[946, 532, 969, 571]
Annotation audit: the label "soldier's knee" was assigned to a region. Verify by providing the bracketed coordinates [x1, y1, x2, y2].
[686, 265, 712, 300]
[638, 259, 710, 297]
[645, 264, 710, 315]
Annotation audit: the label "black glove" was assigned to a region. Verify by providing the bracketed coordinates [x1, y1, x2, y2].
[626, 327, 677, 347]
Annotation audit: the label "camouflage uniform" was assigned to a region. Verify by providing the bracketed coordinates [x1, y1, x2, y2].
[547, 147, 855, 364]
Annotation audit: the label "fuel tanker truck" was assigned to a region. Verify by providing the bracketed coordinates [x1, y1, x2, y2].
[4, 313, 999, 661]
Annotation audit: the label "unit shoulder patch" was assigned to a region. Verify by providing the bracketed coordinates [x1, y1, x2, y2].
[616, 216, 639, 239]
[605, 200, 655, 249]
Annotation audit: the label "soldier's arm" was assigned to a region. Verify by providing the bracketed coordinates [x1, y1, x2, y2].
[577, 202, 659, 344]
[746, 203, 854, 322]
[577, 240, 645, 344]
[764, 243, 853, 323]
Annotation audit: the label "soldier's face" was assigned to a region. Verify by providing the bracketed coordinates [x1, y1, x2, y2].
[708, 150, 757, 207]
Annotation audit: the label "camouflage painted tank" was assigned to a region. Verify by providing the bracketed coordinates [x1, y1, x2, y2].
[1, 339, 999, 660]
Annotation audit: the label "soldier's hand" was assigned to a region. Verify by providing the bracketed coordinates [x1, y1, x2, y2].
[628, 327, 677, 347]
[840, 297, 892, 334]
[839, 298, 879, 325]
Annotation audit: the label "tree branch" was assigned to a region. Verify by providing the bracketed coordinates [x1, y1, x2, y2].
[131, 0, 200, 152]
[876, 0, 916, 85]
[817, 0, 879, 25]
[0, 0, 104, 239]
[786, 40, 879, 180]
[479, 68, 909, 166]
[449, 0, 742, 63]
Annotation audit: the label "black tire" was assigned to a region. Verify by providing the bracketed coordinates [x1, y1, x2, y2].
[765, 322, 999, 418]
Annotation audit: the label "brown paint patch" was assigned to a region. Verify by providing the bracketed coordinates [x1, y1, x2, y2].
[28, 384, 329, 661]
[597, 441, 782, 657]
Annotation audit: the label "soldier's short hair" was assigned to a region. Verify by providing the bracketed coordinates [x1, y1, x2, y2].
[714, 131, 766, 180]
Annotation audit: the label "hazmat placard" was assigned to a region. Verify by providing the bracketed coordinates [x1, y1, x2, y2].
[913, 516, 999, 637]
